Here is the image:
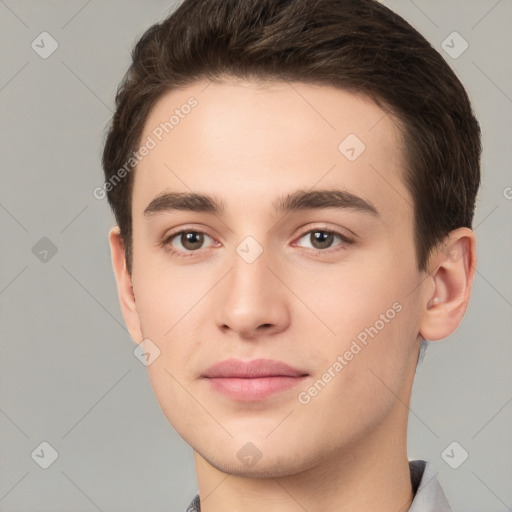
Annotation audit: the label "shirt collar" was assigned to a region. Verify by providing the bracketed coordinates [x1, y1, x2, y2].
[409, 460, 453, 512]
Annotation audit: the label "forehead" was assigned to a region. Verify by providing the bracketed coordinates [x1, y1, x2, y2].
[132, 79, 410, 223]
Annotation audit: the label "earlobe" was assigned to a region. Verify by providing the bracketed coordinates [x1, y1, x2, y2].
[108, 226, 144, 344]
[419, 227, 477, 341]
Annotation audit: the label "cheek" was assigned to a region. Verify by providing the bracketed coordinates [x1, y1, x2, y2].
[292, 257, 405, 343]
[136, 289, 209, 435]
[131, 251, 205, 337]
[130, 263, 209, 400]
[293, 256, 418, 395]
[295, 305, 416, 443]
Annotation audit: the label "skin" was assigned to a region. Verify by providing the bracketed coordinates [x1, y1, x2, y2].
[108, 78, 476, 511]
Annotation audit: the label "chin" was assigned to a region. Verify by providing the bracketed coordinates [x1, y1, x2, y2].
[194, 438, 321, 479]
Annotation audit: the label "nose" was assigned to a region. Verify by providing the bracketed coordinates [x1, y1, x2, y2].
[214, 245, 292, 340]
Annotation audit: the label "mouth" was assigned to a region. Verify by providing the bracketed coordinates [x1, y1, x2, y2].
[202, 358, 309, 401]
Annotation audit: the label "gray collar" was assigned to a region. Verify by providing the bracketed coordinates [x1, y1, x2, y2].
[409, 460, 453, 512]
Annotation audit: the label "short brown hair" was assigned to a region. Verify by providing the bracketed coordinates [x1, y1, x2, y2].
[101, 0, 481, 275]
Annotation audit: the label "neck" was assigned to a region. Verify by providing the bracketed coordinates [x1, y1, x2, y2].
[193, 397, 414, 512]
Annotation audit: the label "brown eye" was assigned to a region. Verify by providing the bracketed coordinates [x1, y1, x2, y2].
[309, 231, 335, 249]
[165, 230, 214, 256]
[179, 231, 205, 251]
[296, 229, 353, 252]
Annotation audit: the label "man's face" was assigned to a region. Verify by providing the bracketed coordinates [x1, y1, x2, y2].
[126, 79, 427, 476]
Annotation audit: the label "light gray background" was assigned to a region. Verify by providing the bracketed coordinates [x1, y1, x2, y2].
[1, 1, 511, 511]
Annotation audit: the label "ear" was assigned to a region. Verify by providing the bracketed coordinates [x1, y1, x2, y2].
[108, 226, 143, 344]
[419, 227, 477, 341]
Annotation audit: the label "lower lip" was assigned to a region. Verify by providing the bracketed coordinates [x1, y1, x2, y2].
[204, 376, 308, 401]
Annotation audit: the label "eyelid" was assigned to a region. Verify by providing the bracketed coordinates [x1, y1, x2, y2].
[296, 224, 354, 241]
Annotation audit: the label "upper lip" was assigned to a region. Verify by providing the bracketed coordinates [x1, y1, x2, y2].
[202, 358, 308, 378]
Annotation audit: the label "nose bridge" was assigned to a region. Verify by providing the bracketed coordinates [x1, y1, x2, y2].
[214, 235, 290, 336]
[229, 238, 276, 308]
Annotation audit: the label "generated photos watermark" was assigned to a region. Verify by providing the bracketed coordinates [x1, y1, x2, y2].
[297, 301, 403, 405]
[93, 96, 198, 200]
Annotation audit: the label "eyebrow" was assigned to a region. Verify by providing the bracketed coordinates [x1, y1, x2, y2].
[143, 188, 379, 217]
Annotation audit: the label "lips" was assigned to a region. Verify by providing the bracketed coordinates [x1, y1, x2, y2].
[202, 358, 308, 378]
[202, 358, 309, 401]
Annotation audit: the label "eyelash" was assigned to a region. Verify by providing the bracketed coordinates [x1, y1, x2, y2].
[161, 227, 354, 258]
